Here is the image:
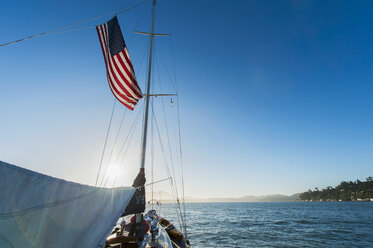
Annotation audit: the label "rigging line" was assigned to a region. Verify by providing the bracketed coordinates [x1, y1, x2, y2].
[120, 109, 143, 166]
[151, 102, 172, 183]
[126, 0, 148, 49]
[160, 41, 188, 233]
[154, 47, 180, 202]
[111, 103, 144, 187]
[151, 105, 184, 231]
[155, 43, 187, 236]
[158, 191, 162, 216]
[50, 26, 96, 35]
[177, 97, 188, 237]
[115, 103, 143, 162]
[156, 42, 177, 91]
[119, 109, 142, 167]
[162, 36, 188, 236]
[168, 43, 188, 239]
[168, 180, 185, 233]
[135, 40, 148, 71]
[95, 99, 116, 187]
[151, 109, 180, 226]
[100, 109, 127, 187]
[167, 28, 188, 237]
[0, 0, 147, 48]
[169, 34, 179, 93]
[99, 108, 127, 187]
[151, 97, 155, 210]
[157, 54, 179, 199]
[153, 65, 183, 232]
[154, 45, 175, 180]
[163, 118, 187, 234]
[133, 42, 148, 91]
[156, 4, 177, 89]
[151, 54, 183, 228]
[109, 103, 142, 187]
[140, 177, 172, 188]
[111, 110, 141, 186]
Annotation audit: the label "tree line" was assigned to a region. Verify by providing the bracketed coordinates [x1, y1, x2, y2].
[299, 177, 373, 201]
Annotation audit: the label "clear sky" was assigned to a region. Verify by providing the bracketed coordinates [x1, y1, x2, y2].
[1, 0, 373, 198]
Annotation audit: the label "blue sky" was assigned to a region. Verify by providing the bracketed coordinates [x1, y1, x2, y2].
[1, 0, 373, 198]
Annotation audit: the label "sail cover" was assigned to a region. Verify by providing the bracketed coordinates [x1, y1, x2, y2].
[0, 160, 135, 248]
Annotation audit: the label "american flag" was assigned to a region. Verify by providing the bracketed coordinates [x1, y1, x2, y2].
[97, 16, 142, 110]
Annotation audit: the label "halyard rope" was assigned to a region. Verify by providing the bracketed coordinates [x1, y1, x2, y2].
[0, 0, 147, 48]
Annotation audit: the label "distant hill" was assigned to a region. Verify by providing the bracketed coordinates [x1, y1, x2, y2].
[146, 191, 300, 203]
[188, 193, 301, 203]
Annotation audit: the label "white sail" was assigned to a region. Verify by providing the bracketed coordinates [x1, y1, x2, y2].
[0, 160, 135, 248]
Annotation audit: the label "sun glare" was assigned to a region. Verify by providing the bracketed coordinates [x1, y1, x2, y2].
[106, 163, 120, 183]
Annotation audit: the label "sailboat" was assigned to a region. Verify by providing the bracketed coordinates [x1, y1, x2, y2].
[0, 0, 190, 247]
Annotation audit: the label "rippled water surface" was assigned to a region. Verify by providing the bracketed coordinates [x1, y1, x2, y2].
[159, 202, 373, 247]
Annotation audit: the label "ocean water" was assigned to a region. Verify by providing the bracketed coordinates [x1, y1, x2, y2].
[159, 202, 373, 248]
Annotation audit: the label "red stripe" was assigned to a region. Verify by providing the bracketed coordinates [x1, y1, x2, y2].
[97, 26, 108, 68]
[110, 54, 139, 99]
[107, 55, 138, 102]
[108, 74, 136, 103]
[124, 48, 135, 72]
[106, 64, 137, 104]
[121, 49, 142, 96]
[116, 52, 137, 86]
[120, 50, 135, 77]
[107, 80, 134, 110]
[107, 72, 137, 107]
[101, 24, 109, 52]
[117, 52, 142, 96]
[114, 53, 142, 99]
[107, 73, 136, 107]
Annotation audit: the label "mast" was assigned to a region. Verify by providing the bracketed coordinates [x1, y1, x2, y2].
[125, 0, 156, 219]
[140, 0, 156, 172]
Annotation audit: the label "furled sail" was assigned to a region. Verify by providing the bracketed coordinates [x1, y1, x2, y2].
[0, 160, 135, 248]
[122, 168, 146, 216]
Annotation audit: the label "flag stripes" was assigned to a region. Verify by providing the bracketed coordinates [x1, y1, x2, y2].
[97, 17, 142, 110]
